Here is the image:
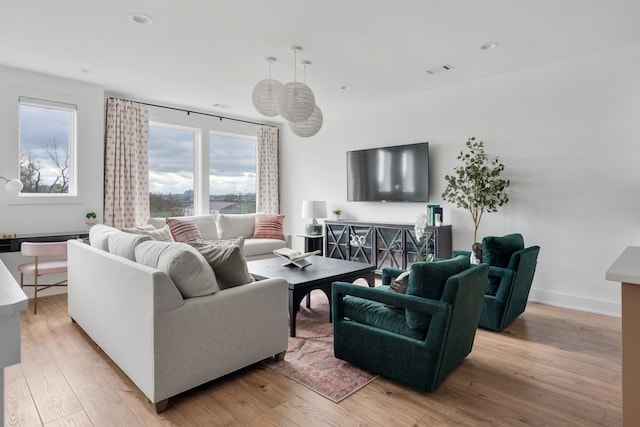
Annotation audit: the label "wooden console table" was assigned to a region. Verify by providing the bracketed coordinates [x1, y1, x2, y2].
[606, 246, 640, 426]
[325, 220, 452, 273]
[0, 231, 89, 253]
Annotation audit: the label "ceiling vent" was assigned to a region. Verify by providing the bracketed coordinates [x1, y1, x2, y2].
[426, 64, 455, 75]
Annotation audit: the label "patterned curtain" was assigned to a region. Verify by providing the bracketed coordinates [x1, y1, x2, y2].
[256, 126, 279, 214]
[103, 99, 150, 228]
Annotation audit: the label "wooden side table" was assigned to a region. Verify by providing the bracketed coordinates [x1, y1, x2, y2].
[297, 234, 324, 256]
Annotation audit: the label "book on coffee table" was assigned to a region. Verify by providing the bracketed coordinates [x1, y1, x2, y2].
[273, 248, 321, 269]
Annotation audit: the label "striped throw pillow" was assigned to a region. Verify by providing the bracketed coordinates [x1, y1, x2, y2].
[253, 214, 285, 240]
[166, 217, 203, 243]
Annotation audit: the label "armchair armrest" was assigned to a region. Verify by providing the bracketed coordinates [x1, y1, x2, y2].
[381, 268, 407, 286]
[488, 266, 515, 301]
[452, 250, 471, 258]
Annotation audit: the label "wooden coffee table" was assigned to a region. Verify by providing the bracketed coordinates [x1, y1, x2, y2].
[247, 255, 376, 337]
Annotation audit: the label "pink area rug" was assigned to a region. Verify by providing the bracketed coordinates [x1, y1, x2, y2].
[262, 291, 377, 402]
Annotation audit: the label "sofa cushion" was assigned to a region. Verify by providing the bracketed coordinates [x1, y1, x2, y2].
[167, 217, 203, 243]
[190, 215, 219, 240]
[89, 224, 120, 251]
[122, 224, 174, 242]
[108, 232, 152, 261]
[343, 295, 425, 340]
[253, 214, 285, 240]
[405, 256, 470, 331]
[243, 238, 287, 258]
[216, 213, 256, 240]
[189, 242, 254, 290]
[149, 215, 219, 240]
[143, 224, 174, 242]
[482, 234, 524, 268]
[135, 241, 219, 298]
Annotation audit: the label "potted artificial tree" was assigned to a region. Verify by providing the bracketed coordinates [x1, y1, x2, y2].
[441, 137, 510, 246]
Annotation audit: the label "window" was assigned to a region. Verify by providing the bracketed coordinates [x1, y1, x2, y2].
[148, 124, 196, 217]
[18, 97, 76, 195]
[209, 133, 256, 214]
[147, 105, 259, 217]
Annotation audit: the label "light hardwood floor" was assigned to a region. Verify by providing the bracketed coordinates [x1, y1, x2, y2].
[4, 293, 621, 426]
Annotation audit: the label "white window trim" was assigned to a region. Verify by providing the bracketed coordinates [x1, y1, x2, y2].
[6, 86, 86, 205]
[18, 96, 78, 197]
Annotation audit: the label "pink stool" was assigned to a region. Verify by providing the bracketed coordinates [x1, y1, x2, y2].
[18, 241, 68, 314]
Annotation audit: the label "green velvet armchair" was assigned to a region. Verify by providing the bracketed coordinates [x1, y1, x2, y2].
[332, 256, 489, 392]
[453, 233, 540, 331]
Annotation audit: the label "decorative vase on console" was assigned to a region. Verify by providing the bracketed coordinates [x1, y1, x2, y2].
[414, 210, 434, 262]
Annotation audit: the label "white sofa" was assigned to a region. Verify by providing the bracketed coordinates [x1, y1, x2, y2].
[67, 227, 288, 412]
[148, 213, 291, 261]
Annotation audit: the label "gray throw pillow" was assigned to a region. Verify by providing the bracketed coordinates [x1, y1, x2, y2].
[134, 241, 219, 298]
[384, 270, 410, 308]
[389, 270, 410, 294]
[190, 241, 254, 290]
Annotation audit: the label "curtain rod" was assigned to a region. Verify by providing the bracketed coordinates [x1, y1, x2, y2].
[108, 97, 278, 128]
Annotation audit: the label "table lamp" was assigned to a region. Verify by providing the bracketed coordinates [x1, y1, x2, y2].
[301, 200, 327, 235]
[1, 176, 24, 193]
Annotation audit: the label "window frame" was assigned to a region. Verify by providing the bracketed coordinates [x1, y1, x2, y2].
[6, 88, 87, 205]
[208, 129, 258, 215]
[148, 121, 200, 217]
[18, 96, 78, 197]
[147, 105, 259, 216]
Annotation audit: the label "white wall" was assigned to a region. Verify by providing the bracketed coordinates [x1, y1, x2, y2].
[0, 65, 104, 296]
[2, 43, 638, 315]
[280, 43, 640, 317]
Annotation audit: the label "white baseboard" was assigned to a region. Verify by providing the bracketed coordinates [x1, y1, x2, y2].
[529, 289, 620, 318]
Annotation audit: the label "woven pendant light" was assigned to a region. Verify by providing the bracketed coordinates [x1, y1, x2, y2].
[251, 57, 283, 117]
[289, 104, 323, 137]
[277, 47, 315, 123]
[278, 82, 315, 122]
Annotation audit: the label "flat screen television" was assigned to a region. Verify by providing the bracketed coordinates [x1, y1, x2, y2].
[347, 142, 429, 202]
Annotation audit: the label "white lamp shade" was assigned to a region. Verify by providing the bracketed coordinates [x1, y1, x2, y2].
[4, 178, 23, 193]
[252, 79, 283, 117]
[289, 105, 323, 137]
[278, 82, 316, 123]
[301, 200, 327, 219]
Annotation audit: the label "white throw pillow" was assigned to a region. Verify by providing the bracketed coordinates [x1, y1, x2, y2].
[135, 241, 219, 298]
[216, 213, 256, 240]
[89, 224, 120, 251]
[191, 215, 219, 240]
[108, 232, 152, 261]
[143, 225, 174, 242]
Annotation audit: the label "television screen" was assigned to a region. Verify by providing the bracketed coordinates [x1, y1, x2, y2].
[347, 142, 429, 202]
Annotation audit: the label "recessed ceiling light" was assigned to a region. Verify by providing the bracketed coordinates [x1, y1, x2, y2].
[480, 42, 500, 51]
[426, 64, 455, 75]
[128, 13, 153, 25]
[339, 85, 352, 91]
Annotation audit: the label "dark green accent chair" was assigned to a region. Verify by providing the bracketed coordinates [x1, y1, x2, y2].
[332, 258, 489, 392]
[453, 233, 540, 331]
